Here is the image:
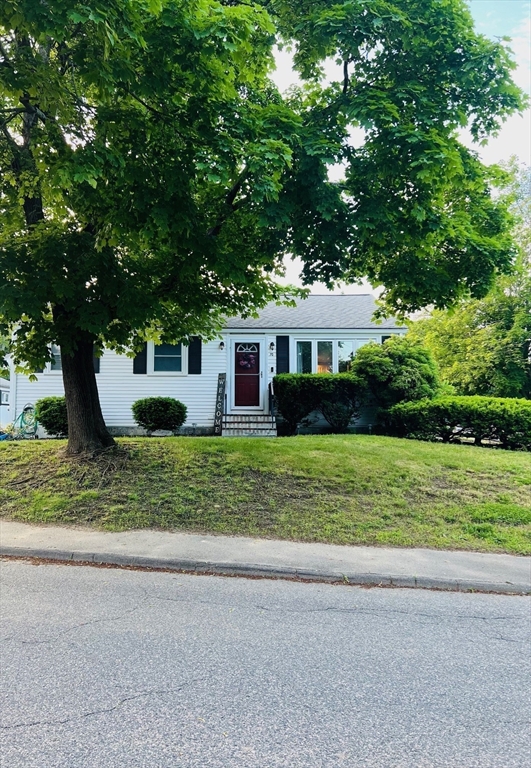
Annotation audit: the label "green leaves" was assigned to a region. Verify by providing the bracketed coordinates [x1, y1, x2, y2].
[408, 163, 531, 399]
[350, 337, 442, 408]
[0, 0, 526, 373]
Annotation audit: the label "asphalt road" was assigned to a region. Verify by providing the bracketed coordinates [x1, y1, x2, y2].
[1, 560, 530, 768]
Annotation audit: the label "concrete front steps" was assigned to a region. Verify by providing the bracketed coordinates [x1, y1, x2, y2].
[222, 414, 277, 437]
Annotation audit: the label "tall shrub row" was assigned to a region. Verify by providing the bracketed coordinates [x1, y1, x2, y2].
[274, 338, 530, 450]
[273, 374, 366, 435]
[274, 338, 442, 435]
[385, 397, 531, 450]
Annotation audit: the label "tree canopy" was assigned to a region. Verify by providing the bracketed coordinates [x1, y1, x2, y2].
[0, 0, 525, 451]
[409, 162, 531, 399]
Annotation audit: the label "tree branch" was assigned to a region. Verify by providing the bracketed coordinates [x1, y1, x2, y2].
[343, 60, 350, 96]
[1, 123, 22, 154]
[0, 112, 23, 130]
[207, 169, 249, 237]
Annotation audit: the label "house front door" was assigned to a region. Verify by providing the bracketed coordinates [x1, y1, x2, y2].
[234, 342, 261, 407]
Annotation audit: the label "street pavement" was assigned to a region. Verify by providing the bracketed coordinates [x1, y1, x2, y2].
[0, 559, 530, 767]
[1, 520, 530, 593]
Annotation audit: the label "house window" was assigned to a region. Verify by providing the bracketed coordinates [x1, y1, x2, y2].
[153, 343, 182, 372]
[382, 335, 392, 343]
[46, 345, 101, 373]
[338, 341, 355, 372]
[296, 341, 312, 373]
[50, 344, 62, 372]
[295, 338, 377, 374]
[317, 341, 333, 373]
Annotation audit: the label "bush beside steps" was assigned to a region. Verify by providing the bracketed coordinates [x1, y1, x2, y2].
[273, 373, 366, 435]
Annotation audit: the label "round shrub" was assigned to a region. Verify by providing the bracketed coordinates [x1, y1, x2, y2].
[35, 396, 68, 437]
[351, 337, 442, 408]
[132, 397, 187, 434]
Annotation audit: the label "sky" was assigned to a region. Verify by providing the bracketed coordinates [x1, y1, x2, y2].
[272, 0, 531, 294]
[464, 0, 530, 164]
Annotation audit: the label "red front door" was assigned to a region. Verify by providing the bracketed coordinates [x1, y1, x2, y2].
[234, 343, 260, 407]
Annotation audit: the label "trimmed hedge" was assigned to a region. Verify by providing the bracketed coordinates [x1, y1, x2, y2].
[274, 374, 366, 434]
[385, 396, 531, 450]
[35, 396, 68, 437]
[132, 397, 187, 434]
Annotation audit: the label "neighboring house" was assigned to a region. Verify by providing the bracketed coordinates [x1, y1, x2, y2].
[0, 378, 10, 430]
[10, 295, 406, 436]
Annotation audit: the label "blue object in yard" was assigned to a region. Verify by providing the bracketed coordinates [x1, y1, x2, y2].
[10, 404, 38, 439]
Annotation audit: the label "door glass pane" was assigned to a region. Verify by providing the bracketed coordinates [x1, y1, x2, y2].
[296, 341, 312, 374]
[235, 344, 259, 374]
[317, 341, 333, 373]
[338, 341, 354, 372]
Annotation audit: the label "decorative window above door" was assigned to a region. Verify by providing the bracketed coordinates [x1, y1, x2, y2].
[236, 343, 258, 353]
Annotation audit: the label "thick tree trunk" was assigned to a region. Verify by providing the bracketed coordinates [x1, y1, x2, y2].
[61, 340, 115, 455]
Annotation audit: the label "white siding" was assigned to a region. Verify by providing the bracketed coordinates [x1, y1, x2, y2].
[13, 328, 406, 432]
[14, 341, 225, 431]
[0, 379, 10, 429]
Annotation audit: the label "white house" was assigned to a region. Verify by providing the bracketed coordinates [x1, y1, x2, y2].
[10, 295, 406, 436]
[0, 378, 10, 430]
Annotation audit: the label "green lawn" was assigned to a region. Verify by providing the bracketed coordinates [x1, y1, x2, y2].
[1, 435, 530, 554]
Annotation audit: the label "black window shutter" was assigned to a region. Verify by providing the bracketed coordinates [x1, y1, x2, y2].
[133, 343, 148, 374]
[93, 355, 100, 374]
[276, 336, 290, 373]
[381, 335, 392, 344]
[188, 336, 202, 375]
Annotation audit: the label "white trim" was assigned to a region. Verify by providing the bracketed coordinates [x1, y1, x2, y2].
[10, 360, 17, 419]
[43, 344, 63, 375]
[229, 336, 266, 412]
[226, 327, 407, 337]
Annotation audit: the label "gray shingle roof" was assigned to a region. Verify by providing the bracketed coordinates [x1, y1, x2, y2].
[225, 295, 404, 330]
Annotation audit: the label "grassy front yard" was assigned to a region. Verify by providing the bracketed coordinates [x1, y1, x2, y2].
[0, 435, 530, 554]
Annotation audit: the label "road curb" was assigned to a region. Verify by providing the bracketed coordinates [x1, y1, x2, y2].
[1, 546, 529, 595]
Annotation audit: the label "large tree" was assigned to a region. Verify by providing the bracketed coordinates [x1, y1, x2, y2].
[0, 0, 524, 453]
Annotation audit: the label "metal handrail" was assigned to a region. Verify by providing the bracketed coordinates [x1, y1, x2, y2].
[268, 382, 275, 428]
